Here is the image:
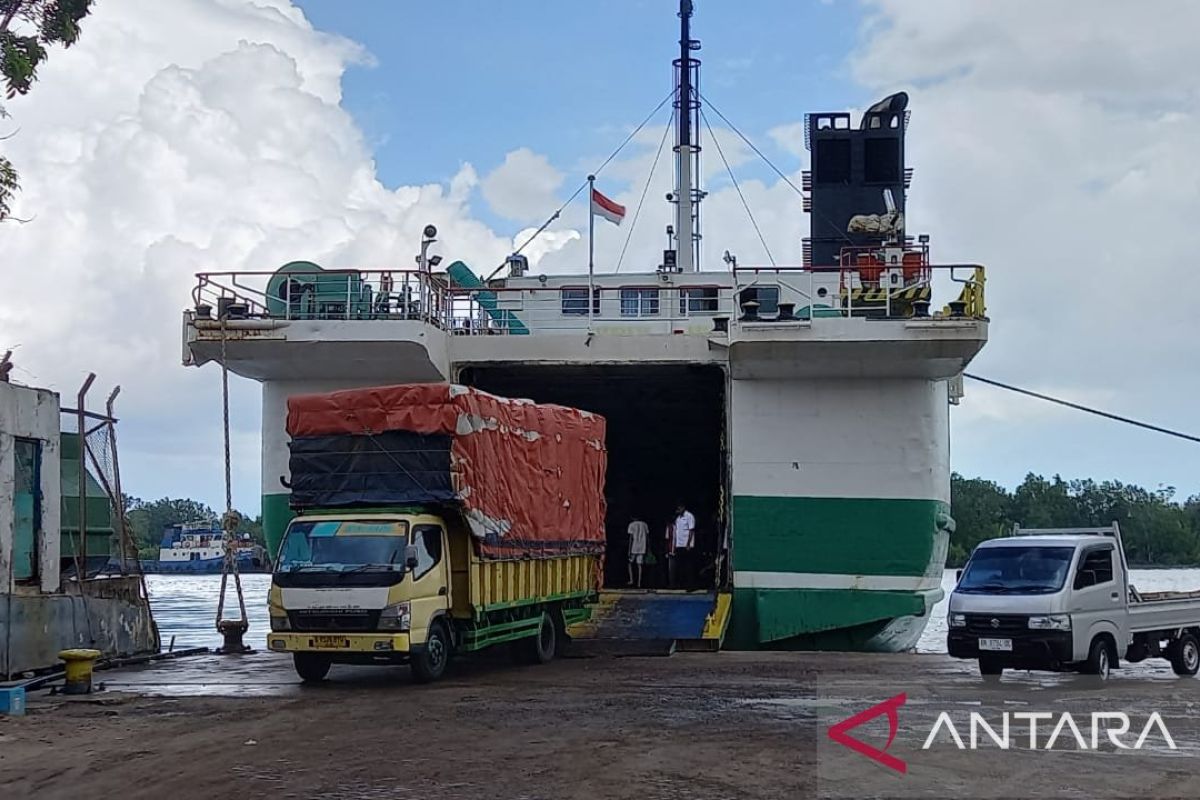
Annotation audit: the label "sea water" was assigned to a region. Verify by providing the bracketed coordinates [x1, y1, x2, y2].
[146, 569, 1200, 655]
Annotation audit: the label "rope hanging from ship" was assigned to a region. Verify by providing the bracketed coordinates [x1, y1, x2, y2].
[213, 316, 252, 654]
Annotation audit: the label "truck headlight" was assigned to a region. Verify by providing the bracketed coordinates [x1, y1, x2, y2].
[379, 601, 411, 632]
[1028, 614, 1071, 631]
[949, 613, 967, 628]
[270, 614, 291, 631]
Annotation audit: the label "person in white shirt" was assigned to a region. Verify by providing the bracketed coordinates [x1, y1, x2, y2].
[668, 502, 696, 588]
[626, 515, 649, 588]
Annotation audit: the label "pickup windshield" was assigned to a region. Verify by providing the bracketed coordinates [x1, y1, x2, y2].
[277, 519, 409, 572]
[957, 545, 1075, 595]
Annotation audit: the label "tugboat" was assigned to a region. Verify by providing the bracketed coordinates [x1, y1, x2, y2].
[143, 520, 270, 574]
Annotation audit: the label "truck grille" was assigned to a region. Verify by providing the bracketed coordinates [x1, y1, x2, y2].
[963, 613, 1028, 635]
[288, 609, 380, 632]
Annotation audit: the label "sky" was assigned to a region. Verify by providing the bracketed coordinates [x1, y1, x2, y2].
[1, 0, 1198, 515]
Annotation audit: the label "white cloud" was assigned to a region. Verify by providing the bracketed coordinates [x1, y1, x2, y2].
[852, 0, 1200, 489]
[0, 0, 526, 510]
[767, 121, 809, 160]
[481, 147, 564, 224]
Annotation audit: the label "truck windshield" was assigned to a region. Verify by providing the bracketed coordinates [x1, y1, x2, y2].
[277, 519, 410, 572]
[957, 546, 1075, 595]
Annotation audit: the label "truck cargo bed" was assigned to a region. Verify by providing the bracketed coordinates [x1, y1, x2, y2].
[1128, 590, 1200, 633]
[470, 552, 599, 615]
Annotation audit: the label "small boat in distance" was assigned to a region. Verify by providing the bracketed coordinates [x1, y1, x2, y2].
[141, 520, 271, 574]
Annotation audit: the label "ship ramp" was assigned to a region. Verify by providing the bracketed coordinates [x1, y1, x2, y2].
[566, 590, 732, 656]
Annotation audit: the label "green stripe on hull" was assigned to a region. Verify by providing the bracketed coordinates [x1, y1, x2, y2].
[262, 492, 295, 557]
[728, 495, 950, 651]
[725, 587, 938, 651]
[731, 495, 949, 576]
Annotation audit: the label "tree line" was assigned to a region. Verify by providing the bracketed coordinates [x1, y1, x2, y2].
[950, 473, 1200, 567]
[122, 496, 264, 559]
[121, 475, 1200, 568]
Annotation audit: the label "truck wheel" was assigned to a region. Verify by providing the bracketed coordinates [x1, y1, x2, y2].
[1083, 637, 1112, 680]
[411, 621, 451, 684]
[523, 612, 557, 665]
[294, 653, 331, 683]
[978, 657, 1003, 678]
[1169, 633, 1200, 676]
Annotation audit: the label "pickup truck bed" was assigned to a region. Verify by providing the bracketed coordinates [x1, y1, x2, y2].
[1128, 589, 1200, 633]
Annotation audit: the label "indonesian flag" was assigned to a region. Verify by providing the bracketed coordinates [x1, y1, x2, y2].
[590, 187, 626, 226]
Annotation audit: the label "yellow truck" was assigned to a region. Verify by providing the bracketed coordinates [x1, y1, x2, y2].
[268, 383, 607, 683]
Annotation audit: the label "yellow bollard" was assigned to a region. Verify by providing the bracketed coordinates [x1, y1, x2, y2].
[58, 649, 102, 695]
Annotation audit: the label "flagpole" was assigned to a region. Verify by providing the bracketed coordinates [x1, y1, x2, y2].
[587, 174, 596, 329]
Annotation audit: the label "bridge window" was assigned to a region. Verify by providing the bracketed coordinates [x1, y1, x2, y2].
[756, 286, 779, 316]
[561, 287, 600, 316]
[620, 288, 659, 317]
[679, 287, 719, 315]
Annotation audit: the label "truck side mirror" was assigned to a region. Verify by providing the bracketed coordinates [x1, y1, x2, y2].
[404, 544, 419, 570]
[955, 569, 963, 583]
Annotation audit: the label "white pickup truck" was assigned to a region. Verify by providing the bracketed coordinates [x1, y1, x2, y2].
[947, 523, 1200, 679]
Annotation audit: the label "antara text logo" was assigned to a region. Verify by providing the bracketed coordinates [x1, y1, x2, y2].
[827, 693, 1177, 774]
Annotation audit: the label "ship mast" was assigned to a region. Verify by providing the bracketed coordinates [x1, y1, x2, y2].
[673, 0, 702, 272]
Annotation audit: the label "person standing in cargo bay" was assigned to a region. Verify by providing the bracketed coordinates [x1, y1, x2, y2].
[668, 502, 696, 588]
[627, 514, 649, 587]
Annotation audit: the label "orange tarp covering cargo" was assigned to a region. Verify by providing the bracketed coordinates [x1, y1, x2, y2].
[286, 383, 607, 560]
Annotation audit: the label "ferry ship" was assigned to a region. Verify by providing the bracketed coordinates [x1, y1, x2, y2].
[181, 1, 987, 651]
[143, 521, 270, 574]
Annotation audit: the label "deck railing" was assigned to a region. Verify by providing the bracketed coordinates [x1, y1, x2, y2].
[732, 263, 987, 322]
[192, 269, 439, 323]
[188, 263, 986, 336]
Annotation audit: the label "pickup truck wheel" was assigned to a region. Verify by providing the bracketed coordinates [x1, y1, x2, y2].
[978, 657, 1003, 678]
[523, 612, 557, 665]
[1083, 637, 1112, 680]
[1169, 633, 1200, 676]
[411, 621, 451, 684]
[294, 653, 331, 683]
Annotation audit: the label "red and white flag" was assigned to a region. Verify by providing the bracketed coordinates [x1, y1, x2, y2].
[590, 187, 626, 226]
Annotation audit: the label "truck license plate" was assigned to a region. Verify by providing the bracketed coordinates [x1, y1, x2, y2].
[979, 638, 1012, 652]
[311, 636, 350, 649]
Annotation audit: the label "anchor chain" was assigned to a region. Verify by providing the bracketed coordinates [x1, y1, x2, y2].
[215, 316, 251, 654]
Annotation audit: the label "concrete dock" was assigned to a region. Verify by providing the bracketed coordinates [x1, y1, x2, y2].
[2, 649, 1198, 799]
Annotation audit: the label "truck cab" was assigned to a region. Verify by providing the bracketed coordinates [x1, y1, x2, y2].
[267, 509, 458, 682]
[948, 523, 1200, 679]
[948, 533, 1125, 677]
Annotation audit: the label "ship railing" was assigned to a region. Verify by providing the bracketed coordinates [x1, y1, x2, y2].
[439, 283, 738, 335]
[191, 269, 448, 325]
[732, 264, 987, 322]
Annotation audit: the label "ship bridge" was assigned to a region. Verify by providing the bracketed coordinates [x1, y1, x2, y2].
[185, 256, 986, 381]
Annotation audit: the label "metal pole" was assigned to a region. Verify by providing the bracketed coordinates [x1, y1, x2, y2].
[105, 387, 128, 574]
[588, 174, 596, 329]
[675, 0, 698, 273]
[76, 373, 96, 578]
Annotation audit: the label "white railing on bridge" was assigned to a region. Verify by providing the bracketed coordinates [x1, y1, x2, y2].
[188, 263, 985, 337]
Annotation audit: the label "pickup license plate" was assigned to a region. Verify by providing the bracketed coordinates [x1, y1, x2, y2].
[311, 636, 350, 649]
[978, 637, 1012, 652]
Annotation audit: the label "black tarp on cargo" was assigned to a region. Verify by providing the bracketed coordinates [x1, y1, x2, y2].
[288, 430, 456, 509]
